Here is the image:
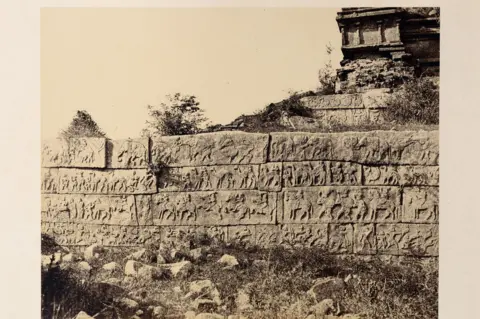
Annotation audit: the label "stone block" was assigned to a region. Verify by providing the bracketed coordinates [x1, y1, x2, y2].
[269, 131, 438, 165]
[258, 163, 282, 191]
[282, 186, 401, 223]
[227, 226, 255, 245]
[41, 194, 137, 225]
[376, 224, 438, 256]
[56, 168, 156, 194]
[42, 138, 106, 168]
[278, 224, 328, 248]
[300, 94, 363, 109]
[151, 132, 268, 167]
[109, 138, 149, 168]
[364, 166, 439, 186]
[353, 223, 376, 254]
[41, 168, 60, 193]
[151, 191, 276, 226]
[135, 195, 154, 226]
[402, 187, 439, 223]
[158, 165, 259, 192]
[283, 161, 361, 188]
[328, 224, 354, 253]
[255, 225, 278, 247]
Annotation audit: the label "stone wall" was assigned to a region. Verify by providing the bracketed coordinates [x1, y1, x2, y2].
[41, 130, 439, 257]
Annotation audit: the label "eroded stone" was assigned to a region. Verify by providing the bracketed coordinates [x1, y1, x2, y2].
[300, 94, 363, 109]
[376, 224, 438, 256]
[151, 132, 268, 167]
[151, 191, 276, 226]
[364, 165, 439, 186]
[283, 161, 361, 187]
[353, 223, 376, 254]
[279, 224, 328, 248]
[328, 224, 354, 253]
[42, 138, 106, 168]
[109, 138, 149, 168]
[403, 187, 439, 223]
[282, 187, 401, 223]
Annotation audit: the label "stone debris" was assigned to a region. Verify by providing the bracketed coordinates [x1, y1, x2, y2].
[84, 244, 104, 262]
[217, 254, 239, 268]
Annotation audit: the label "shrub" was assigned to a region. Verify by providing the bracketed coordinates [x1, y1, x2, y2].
[255, 91, 314, 123]
[317, 43, 337, 95]
[142, 93, 209, 137]
[59, 110, 107, 139]
[383, 76, 439, 125]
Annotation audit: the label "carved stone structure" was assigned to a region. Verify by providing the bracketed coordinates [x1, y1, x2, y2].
[335, 7, 440, 93]
[41, 131, 439, 257]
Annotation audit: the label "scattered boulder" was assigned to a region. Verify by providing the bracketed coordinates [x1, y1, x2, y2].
[84, 244, 103, 262]
[236, 289, 253, 311]
[217, 254, 239, 268]
[151, 305, 167, 319]
[192, 298, 219, 312]
[184, 311, 196, 319]
[195, 313, 224, 319]
[307, 277, 347, 302]
[74, 311, 94, 319]
[186, 280, 222, 306]
[62, 253, 75, 262]
[310, 299, 336, 316]
[102, 262, 120, 272]
[156, 253, 167, 264]
[125, 260, 167, 280]
[77, 261, 92, 272]
[159, 261, 193, 279]
[189, 247, 207, 261]
[113, 297, 139, 317]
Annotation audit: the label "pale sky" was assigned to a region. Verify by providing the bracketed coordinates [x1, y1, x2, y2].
[41, 8, 343, 139]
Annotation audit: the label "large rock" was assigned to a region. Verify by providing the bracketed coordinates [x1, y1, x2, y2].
[235, 289, 253, 311]
[186, 280, 222, 306]
[307, 277, 347, 302]
[113, 297, 139, 317]
[84, 244, 104, 262]
[125, 260, 167, 280]
[159, 261, 193, 279]
[74, 311, 94, 319]
[217, 254, 239, 268]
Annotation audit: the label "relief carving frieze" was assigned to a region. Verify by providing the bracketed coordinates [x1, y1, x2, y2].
[300, 94, 363, 109]
[283, 161, 361, 188]
[364, 166, 439, 186]
[56, 168, 156, 194]
[278, 224, 328, 248]
[256, 225, 278, 247]
[376, 224, 438, 256]
[353, 223, 376, 254]
[158, 165, 259, 192]
[151, 132, 268, 167]
[152, 191, 276, 226]
[403, 187, 439, 223]
[269, 131, 438, 165]
[41, 168, 59, 193]
[328, 224, 354, 253]
[227, 226, 255, 245]
[282, 187, 401, 224]
[109, 138, 149, 168]
[42, 138, 106, 168]
[258, 163, 282, 191]
[41, 194, 137, 225]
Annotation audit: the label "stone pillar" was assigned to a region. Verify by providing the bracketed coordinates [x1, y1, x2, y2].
[339, 23, 348, 45]
[376, 20, 385, 43]
[354, 22, 362, 45]
[392, 18, 402, 43]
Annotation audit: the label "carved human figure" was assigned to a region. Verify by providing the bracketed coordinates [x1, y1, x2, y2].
[335, 189, 354, 221]
[358, 225, 375, 250]
[332, 225, 351, 251]
[331, 163, 344, 184]
[288, 190, 312, 221]
[127, 171, 140, 192]
[345, 164, 358, 184]
[312, 162, 327, 185]
[293, 136, 310, 160]
[296, 164, 312, 186]
[352, 192, 369, 221]
[412, 190, 438, 222]
[158, 196, 176, 222]
[283, 166, 295, 187]
[317, 189, 337, 220]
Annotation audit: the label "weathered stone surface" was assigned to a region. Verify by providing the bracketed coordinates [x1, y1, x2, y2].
[44, 223, 161, 246]
[279, 224, 328, 248]
[283, 161, 361, 188]
[227, 226, 255, 245]
[313, 109, 386, 126]
[151, 132, 268, 167]
[362, 90, 390, 108]
[300, 94, 363, 109]
[364, 165, 439, 186]
[282, 187, 401, 223]
[328, 224, 354, 253]
[109, 138, 149, 168]
[158, 165, 259, 192]
[269, 131, 438, 165]
[42, 138, 106, 168]
[41, 168, 59, 193]
[255, 225, 278, 247]
[353, 223, 376, 254]
[151, 191, 276, 226]
[134, 195, 154, 226]
[376, 224, 438, 256]
[53, 168, 156, 194]
[41, 194, 137, 225]
[258, 163, 282, 191]
[403, 187, 439, 223]
[162, 226, 201, 245]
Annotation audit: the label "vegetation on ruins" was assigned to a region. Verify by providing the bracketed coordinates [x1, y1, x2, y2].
[142, 93, 209, 137]
[317, 43, 337, 95]
[41, 233, 438, 319]
[383, 76, 439, 125]
[59, 110, 107, 139]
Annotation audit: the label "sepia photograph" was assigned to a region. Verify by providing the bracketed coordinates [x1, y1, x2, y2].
[40, 6, 440, 319]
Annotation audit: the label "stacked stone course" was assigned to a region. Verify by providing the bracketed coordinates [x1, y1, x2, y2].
[41, 130, 439, 257]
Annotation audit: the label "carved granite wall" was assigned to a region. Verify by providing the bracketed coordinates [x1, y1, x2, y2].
[41, 130, 439, 257]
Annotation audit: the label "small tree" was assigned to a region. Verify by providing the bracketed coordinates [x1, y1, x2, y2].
[142, 93, 208, 137]
[317, 43, 337, 95]
[59, 110, 106, 139]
